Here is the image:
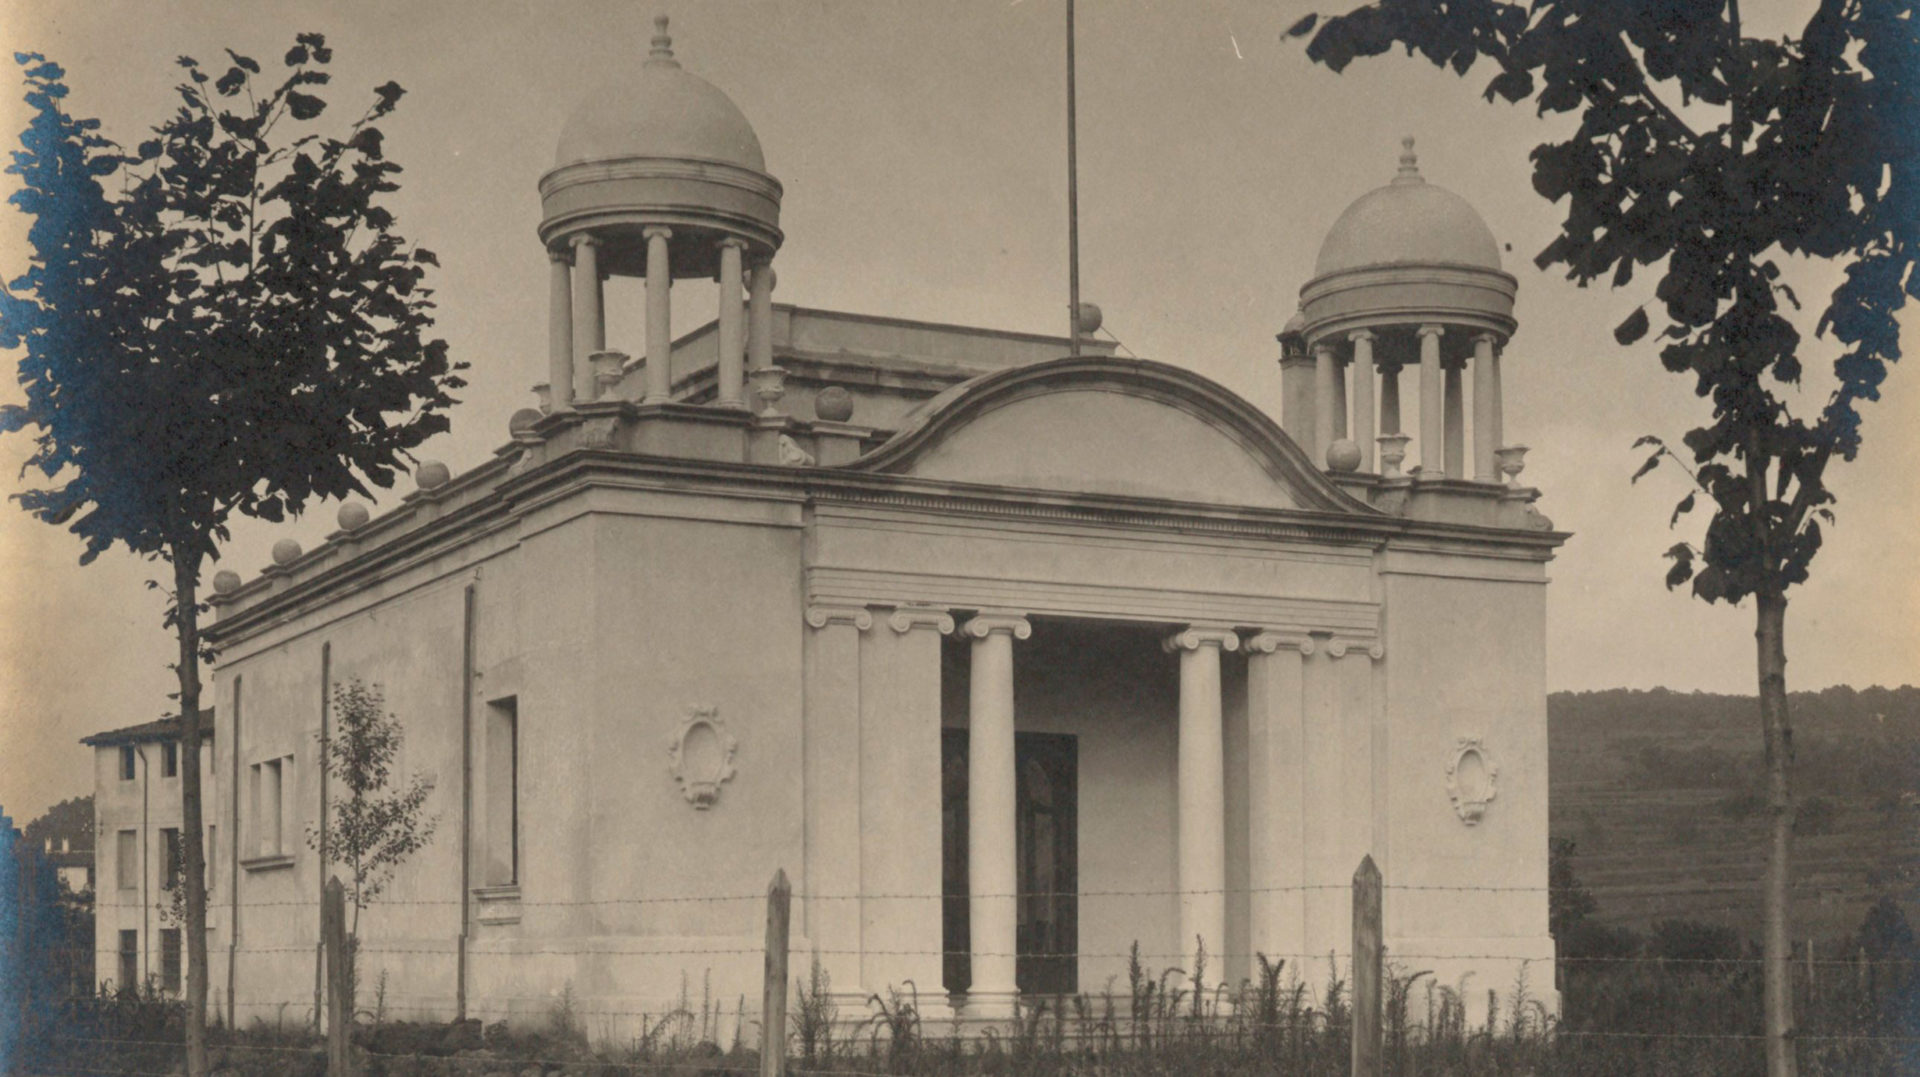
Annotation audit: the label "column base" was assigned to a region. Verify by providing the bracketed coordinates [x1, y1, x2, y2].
[949, 988, 1021, 1023]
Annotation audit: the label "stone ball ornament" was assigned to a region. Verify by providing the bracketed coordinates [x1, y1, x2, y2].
[815, 385, 855, 423]
[336, 502, 370, 531]
[211, 569, 242, 595]
[667, 707, 738, 809]
[509, 408, 545, 437]
[270, 538, 303, 567]
[416, 460, 451, 490]
[1325, 438, 1363, 473]
[1445, 737, 1499, 824]
[1074, 302, 1103, 335]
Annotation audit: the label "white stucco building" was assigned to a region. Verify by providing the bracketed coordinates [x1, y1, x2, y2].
[197, 18, 1563, 1033]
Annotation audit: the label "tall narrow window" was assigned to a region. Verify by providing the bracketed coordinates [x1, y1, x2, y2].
[250, 756, 289, 857]
[160, 929, 182, 992]
[206, 825, 216, 892]
[160, 827, 182, 890]
[120, 745, 136, 781]
[162, 741, 179, 778]
[117, 930, 138, 992]
[116, 829, 138, 890]
[485, 697, 519, 887]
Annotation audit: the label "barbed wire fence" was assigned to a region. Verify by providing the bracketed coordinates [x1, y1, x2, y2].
[14, 858, 1920, 1076]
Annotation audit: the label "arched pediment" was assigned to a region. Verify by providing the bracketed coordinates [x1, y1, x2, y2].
[849, 357, 1375, 515]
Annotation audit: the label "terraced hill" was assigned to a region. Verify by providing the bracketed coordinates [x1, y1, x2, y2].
[1548, 686, 1920, 944]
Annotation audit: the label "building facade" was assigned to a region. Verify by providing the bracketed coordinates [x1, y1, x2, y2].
[197, 19, 1563, 1034]
[81, 717, 218, 997]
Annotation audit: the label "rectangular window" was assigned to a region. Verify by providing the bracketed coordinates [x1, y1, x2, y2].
[117, 929, 138, 992]
[116, 829, 138, 890]
[249, 756, 290, 857]
[120, 745, 136, 781]
[162, 740, 179, 778]
[485, 698, 519, 887]
[160, 828, 182, 890]
[160, 929, 181, 992]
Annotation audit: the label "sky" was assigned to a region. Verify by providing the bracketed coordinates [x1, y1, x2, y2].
[0, 1, 1913, 822]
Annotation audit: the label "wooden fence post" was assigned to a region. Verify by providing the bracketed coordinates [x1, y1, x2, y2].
[761, 868, 791, 1077]
[1352, 854, 1383, 1077]
[323, 876, 353, 1077]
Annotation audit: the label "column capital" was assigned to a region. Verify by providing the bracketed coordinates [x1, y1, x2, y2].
[1242, 631, 1314, 656]
[805, 605, 873, 632]
[1474, 331, 1502, 347]
[717, 235, 750, 252]
[569, 231, 601, 250]
[1347, 328, 1376, 344]
[1325, 638, 1385, 660]
[1416, 324, 1446, 339]
[642, 225, 673, 242]
[1163, 625, 1241, 653]
[888, 606, 955, 635]
[548, 246, 573, 265]
[1312, 340, 1338, 359]
[959, 612, 1031, 641]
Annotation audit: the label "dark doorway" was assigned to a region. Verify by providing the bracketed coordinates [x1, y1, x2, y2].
[942, 729, 1079, 996]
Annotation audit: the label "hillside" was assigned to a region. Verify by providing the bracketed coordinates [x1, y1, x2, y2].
[1548, 686, 1920, 943]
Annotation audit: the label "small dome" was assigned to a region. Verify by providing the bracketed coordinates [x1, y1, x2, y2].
[554, 17, 765, 172]
[1313, 139, 1501, 277]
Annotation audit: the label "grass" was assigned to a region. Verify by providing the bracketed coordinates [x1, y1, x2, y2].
[22, 941, 1918, 1077]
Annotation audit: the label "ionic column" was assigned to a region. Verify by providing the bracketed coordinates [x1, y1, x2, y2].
[1165, 625, 1240, 976]
[547, 247, 574, 411]
[1349, 331, 1375, 471]
[1444, 361, 1465, 479]
[1312, 341, 1338, 466]
[748, 261, 775, 373]
[643, 226, 673, 403]
[962, 612, 1030, 1014]
[1417, 325, 1445, 477]
[570, 234, 604, 405]
[1472, 333, 1499, 481]
[1380, 365, 1401, 435]
[1489, 339, 1505, 459]
[716, 238, 747, 407]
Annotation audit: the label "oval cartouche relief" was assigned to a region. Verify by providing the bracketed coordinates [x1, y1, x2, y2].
[1445, 737, 1498, 824]
[668, 707, 737, 810]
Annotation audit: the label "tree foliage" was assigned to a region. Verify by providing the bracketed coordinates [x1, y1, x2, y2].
[0, 37, 464, 568]
[1290, 0, 1916, 605]
[308, 678, 437, 929]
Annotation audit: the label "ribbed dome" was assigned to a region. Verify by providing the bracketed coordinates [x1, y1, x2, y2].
[1313, 140, 1500, 277]
[554, 19, 765, 172]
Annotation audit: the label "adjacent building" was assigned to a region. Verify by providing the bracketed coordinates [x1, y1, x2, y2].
[195, 18, 1564, 1035]
[81, 716, 218, 997]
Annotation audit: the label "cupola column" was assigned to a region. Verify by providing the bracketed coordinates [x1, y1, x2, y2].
[1444, 359, 1465, 479]
[1417, 325, 1445, 477]
[1312, 341, 1338, 466]
[716, 238, 748, 407]
[1473, 333, 1500, 481]
[1349, 330, 1376, 471]
[748, 260, 775, 372]
[547, 248, 575, 411]
[643, 226, 673, 403]
[1380, 364, 1401, 435]
[570, 234, 605, 404]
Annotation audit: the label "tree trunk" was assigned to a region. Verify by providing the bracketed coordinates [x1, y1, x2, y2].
[1757, 591, 1797, 1077]
[173, 549, 211, 1077]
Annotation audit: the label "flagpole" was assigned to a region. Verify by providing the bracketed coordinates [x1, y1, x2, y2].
[1066, 0, 1082, 356]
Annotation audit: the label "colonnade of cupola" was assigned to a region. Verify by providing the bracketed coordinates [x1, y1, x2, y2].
[535, 16, 783, 413]
[1284, 140, 1525, 486]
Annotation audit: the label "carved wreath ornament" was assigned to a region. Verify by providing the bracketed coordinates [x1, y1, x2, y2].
[667, 708, 737, 810]
[1445, 737, 1498, 825]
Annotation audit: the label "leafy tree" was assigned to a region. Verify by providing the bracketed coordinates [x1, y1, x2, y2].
[0, 38, 463, 1074]
[1290, 3, 1917, 1072]
[307, 678, 438, 935]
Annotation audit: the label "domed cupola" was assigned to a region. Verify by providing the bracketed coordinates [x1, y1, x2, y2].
[536, 15, 783, 412]
[1286, 139, 1520, 484]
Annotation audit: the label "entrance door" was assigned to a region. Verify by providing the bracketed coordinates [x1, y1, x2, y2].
[941, 729, 1079, 996]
